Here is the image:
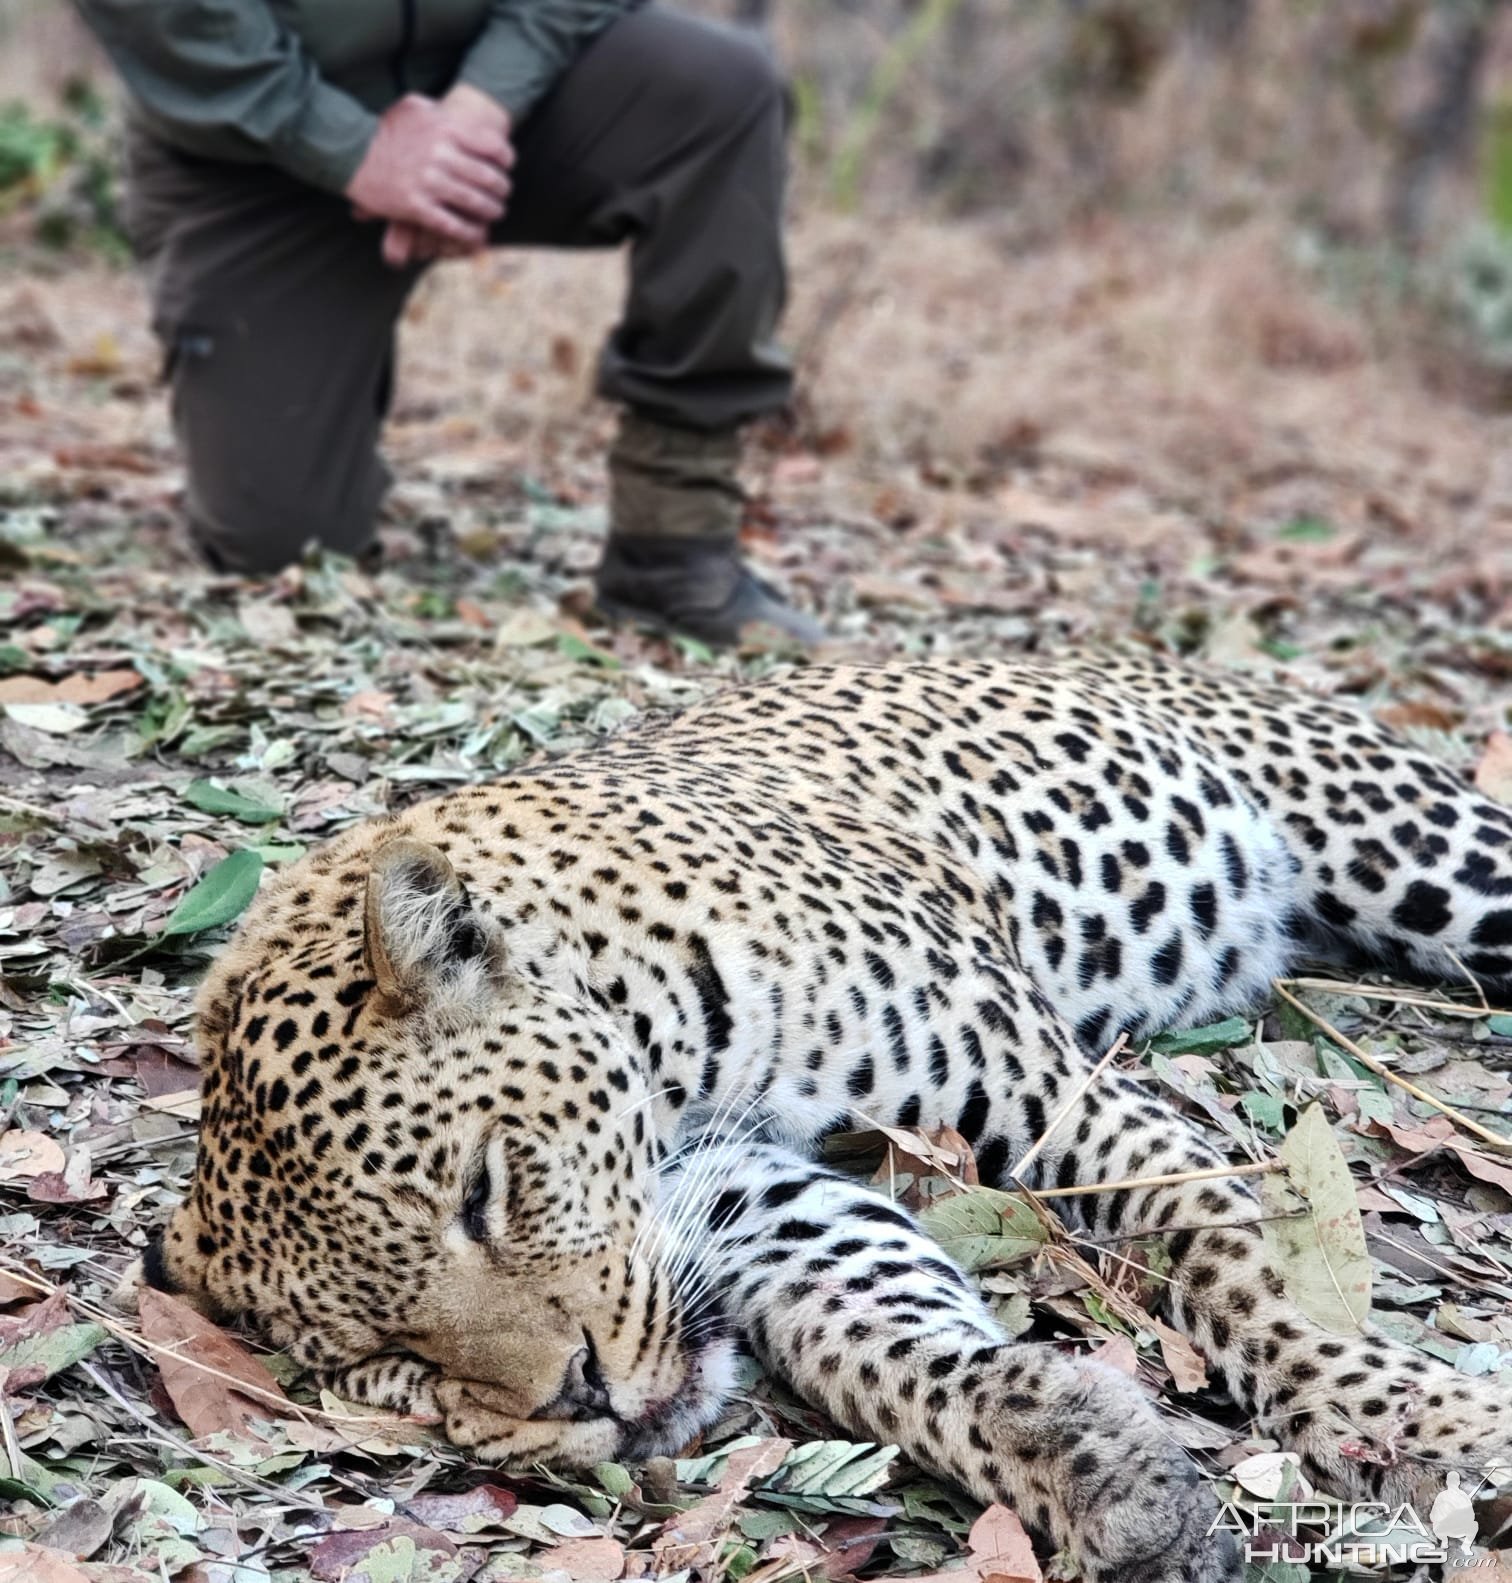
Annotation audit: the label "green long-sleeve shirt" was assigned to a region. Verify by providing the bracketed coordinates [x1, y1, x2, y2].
[75, 0, 640, 194]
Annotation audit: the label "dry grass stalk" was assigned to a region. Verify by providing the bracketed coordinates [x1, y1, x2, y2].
[0, 1259, 426, 1432]
[1278, 976, 1511, 1020]
[1272, 979, 1512, 1155]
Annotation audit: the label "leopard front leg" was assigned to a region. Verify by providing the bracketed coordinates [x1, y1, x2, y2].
[1033, 1066, 1512, 1513]
[324, 1354, 625, 1466]
[319, 1353, 442, 1418]
[680, 1145, 1238, 1583]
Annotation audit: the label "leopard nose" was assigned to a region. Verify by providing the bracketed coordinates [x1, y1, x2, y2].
[540, 1338, 613, 1420]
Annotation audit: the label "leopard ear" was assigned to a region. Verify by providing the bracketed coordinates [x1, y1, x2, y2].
[365, 839, 504, 1008]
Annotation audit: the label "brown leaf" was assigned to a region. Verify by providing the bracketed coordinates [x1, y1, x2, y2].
[1453, 1147, 1512, 1198]
[872, 1124, 978, 1210]
[0, 1130, 66, 1181]
[0, 1271, 36, 1305]
[0, 671, 143, 707]
[545, 1538, 625, 1580]
[653, 1438, 791, 1570]
[0, 1290, 71, 1348]
[138, 1287, 293, 1441]
[405, 1485, 519, 1534]
[309, 1519, 473, 1582]
[341, 690, 395, 722]
[1368, 1116, 1512, 1196]
[28, 1169, 106, 1206]
[1153, 1320, 1210, 1393]
[771, 1515, 887, 1580]
[0, 1546, 93, 1583]
[967, 1506, 1042, 1583]
[1375, 701, 1463, 733]
[133, 1047, 203, 1098]
[867, 1500, 1044, 1583]
[1091, 1335, 1138, 1376]
[1476, 732, 1512, 806]
[33, 1498, 113, 1561]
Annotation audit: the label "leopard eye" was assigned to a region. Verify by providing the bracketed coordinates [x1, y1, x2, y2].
[461, 1162, 492, 1242]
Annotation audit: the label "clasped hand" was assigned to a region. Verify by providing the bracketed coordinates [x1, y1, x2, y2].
[344, 84, 514, 269]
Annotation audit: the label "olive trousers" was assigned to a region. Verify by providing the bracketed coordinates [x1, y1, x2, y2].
[124, 7, 793, 574]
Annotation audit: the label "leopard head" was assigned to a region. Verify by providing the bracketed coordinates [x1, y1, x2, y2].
[139, 832, 733, 1466]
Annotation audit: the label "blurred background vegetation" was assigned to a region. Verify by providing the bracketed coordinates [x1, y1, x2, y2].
[6, 0, 1512, 387]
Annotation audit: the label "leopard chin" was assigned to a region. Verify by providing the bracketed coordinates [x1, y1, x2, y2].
[617, 1333, 739, 1462]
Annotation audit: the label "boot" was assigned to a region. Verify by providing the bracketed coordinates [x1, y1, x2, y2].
[594, 412, 824, 648]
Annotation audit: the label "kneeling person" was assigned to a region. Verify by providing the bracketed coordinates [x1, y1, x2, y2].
[79, 0, 821, 647]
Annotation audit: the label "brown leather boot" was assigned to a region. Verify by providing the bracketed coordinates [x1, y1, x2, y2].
[594, 413, 824, 648]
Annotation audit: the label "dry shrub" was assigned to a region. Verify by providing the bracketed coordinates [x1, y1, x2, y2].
[391, 209, 1498, 547]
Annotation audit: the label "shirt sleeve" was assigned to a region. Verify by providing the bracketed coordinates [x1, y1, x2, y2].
[74, 0, 379, 193]
[457, 0, 642, 123]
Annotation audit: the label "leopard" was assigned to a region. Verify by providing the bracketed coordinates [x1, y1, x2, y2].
[128, 650, 1512, 1582]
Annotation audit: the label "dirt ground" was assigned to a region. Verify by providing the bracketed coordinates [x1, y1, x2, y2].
[2, 206, 1512, 1581]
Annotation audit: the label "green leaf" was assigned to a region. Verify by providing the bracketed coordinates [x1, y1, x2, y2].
[593, 1463, 634, 1500]
[769, 1440, 899, 1498]
[555, 633, 620, 669]
[1149, 1016, 1252, 1056]
[918, 1186, 1047, 1272]
[1260, 1103, 1372, 1334]
[1277, 515, 1335, 542]
[672, 634, 717, 664]
[722, 1544, 758, 1579]
[1485, 98, 1512, 237]
[1488, 1014, 1512, 1037]
[182, 780, 284, 825]
[1240, 1091, 1287, 1132]
[159, 850, 264, 938]
[0, 1320, 106, 1384]
[737, 1510, 802, 1541]
[251, 843, 307, 864]
[1355, 1087, 1395, 1127]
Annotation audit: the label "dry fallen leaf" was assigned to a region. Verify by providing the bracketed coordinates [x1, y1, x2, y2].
[405, 1485, 520, 1535]
[0, 670, 143, 707]
[1476, 731, 1512, 806]
[0, 1545, 92, 1583]
[967, 1505, 1042, 1583]
[1154, 1319, 1211, 1393]
[874, 1123, 979, 1209]
[0, 1270, 37, 1304]
[139, 1088, 203, 1121]
[138, 1287, 294, 1441]
[545, 1538, 626, 1580]
[1091, 1335, 1139, 1376]
[768, 1516, 887, 1582]
[894, 1506, 1043, 1583]
[308, 1519, 470, 1582]
[0, 1129, 67, 1181]
[1376, 700, 1462, 732]
[653, 1439, 792, 1570]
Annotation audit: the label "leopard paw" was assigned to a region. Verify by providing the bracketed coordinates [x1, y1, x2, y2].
[1271, 1345, 1512, 1512]
[434, 1376, 622, 1467]
[976, 1353, 1239, 1582]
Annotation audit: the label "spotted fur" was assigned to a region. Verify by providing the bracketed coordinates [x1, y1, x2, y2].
[140, 653, 1512, 1582]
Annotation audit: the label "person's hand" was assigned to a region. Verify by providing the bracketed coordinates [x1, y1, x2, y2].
[378, 221, 473, 269]
[345, 90, 513, 261]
